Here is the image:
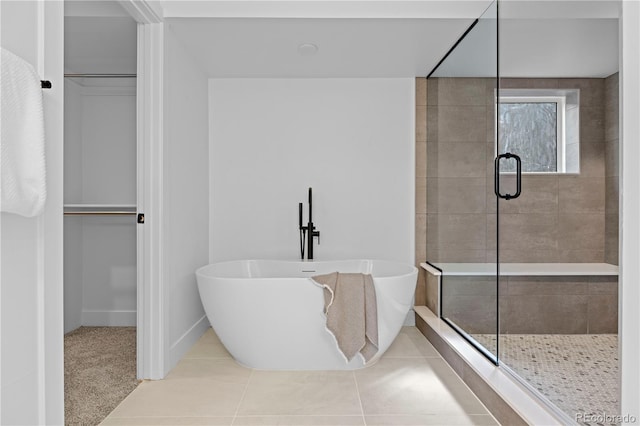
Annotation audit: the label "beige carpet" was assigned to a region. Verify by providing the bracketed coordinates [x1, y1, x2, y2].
[64, 327, 139, 426]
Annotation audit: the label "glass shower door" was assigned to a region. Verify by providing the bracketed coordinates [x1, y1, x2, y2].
[426, 1, 500, 363]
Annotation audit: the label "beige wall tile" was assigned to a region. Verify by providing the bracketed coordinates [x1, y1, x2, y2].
[605, 212, 619, 265]
[580, 106, 605, 142]
[415, 213, 427, 260]
[429, 249, 487, 263]
[604, 73, 619, 141]
[443, 276, 497, 296]
[507, 277, 588, 295]
[559, 78, 604, 107]
[501, 295, 589, 334]
[435, 142, 487, 178]
[493, 213, 558, 252]
[416, 179, 427, 215]
[427, 178, 487, 214]
[426, 142, 438, 177]
[416, 77, 427, 107]
[427, 79, 438, 106]
[589, 277, 618, 295]
[416, 105, 427, 142]
[415, 269, 426, 306]
[605, 139, 619, 177]
[558, 177, 605, 213]
[490, 175, 558, 215]
[604, 176, 620, 215]
[426, 273, 439, 314]
[436, 78, 488, 106]
[442, 294, 498, 334]
[437, 106, 487, 143]
[588, 294, 618, 333]
[486, 108, 496, 143]
[427, 214, 487, 251]
[416, 141, 427, 178]
[500, 78, 559, 89]
[580, 140, 606, 176]
[558, 213, 605, 250]
[555, 249, 606, 263]
[427, 107, 438, 142]
[605, 105, 619, 142]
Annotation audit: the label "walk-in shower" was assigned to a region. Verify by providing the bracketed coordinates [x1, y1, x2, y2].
[424, 1, 620, 424]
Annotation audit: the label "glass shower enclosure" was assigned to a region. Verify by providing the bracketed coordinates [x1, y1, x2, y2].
[427, 1, 500, 363]
[425, 0, 620, 423]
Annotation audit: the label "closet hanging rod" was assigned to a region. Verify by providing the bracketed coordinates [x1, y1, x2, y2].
[63, 211, 137, 216]
[64, 74, 137, 78]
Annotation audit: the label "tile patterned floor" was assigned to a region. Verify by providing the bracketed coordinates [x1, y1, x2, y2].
[475, 334, 619, 426]
[101, 327, 499, 426]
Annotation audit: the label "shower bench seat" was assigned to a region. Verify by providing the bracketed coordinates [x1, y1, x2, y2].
[420, 262, 619, 334]
[420, 262, 619, 276]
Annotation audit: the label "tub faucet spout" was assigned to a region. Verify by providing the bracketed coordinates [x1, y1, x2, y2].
[299, 187, 320, 260]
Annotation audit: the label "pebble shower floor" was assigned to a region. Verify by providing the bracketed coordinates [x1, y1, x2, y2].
[476, 334, 618, 425]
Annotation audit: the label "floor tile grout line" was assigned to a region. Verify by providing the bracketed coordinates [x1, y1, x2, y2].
[231, 367, 255, 425]
[351, 370, 367, 426]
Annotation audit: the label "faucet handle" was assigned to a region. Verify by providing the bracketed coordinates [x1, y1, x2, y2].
[313, 230, 320, 245]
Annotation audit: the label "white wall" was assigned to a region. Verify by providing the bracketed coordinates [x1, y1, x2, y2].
[162, 26, 210, 373]
[209, 78, 415, 264]
[620, 0, 640, 421]
[63, 85, 137, 331]
[1, 1, 64, 423]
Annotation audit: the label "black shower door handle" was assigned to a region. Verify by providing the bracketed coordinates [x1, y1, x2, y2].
[494, 153, 522, 200]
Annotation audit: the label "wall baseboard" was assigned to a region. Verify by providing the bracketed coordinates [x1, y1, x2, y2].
[82, 310, 136, 326]
[168, 315, 211, 372]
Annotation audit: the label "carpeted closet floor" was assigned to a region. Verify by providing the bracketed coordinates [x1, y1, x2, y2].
[64, 327, 139, 426]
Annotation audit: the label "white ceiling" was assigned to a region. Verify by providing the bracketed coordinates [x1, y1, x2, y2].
[64, 0, 620, 79]
[167, 17, 475, 78]
[433, 17, 619, 78]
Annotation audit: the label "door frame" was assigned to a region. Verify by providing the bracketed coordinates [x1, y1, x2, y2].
[117, 0, 166, 379]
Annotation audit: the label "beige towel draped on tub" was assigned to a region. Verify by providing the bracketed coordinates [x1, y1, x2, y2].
[311, 272, 378, 363]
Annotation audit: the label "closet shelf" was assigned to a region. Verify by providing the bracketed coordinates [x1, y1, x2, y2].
[63, 203, 137, 216]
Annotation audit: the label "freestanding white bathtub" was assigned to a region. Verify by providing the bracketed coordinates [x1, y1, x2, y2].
[195, 259, 418, 370]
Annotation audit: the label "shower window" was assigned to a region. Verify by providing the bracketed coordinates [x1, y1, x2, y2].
[498, 89, 580, 173]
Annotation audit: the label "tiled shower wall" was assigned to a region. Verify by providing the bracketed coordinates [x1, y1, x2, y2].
[605, 73, 619, 265]
[415, 78, 427, 305]
[422, 77, 619, 265]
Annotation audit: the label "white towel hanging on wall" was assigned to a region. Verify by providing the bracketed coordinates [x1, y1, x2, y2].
[0, 47, 47, 217]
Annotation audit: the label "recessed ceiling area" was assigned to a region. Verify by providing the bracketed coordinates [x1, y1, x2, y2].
[167, 17, 476, 78]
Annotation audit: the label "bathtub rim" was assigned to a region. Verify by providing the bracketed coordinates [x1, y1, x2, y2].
[196, 258, 418, 281]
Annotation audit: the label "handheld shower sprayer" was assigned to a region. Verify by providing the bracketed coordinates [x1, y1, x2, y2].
[298, 188, 320, 260]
